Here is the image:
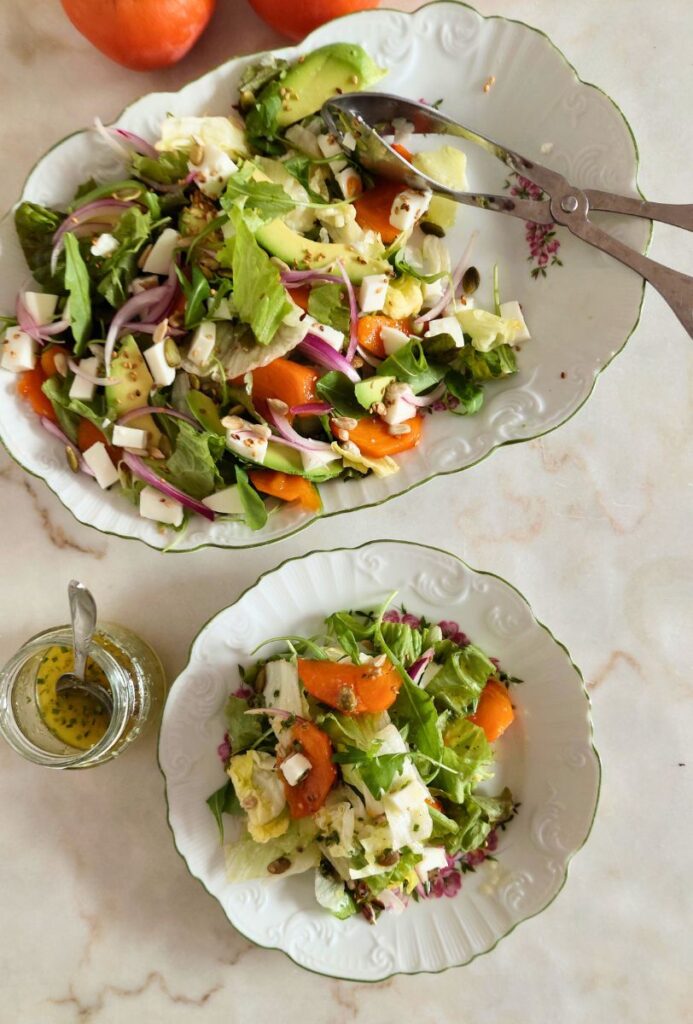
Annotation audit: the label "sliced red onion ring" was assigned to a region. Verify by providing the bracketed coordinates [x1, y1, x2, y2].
[67, 358, 118, 387]
[39, 417, 95, 476]
[280, 270, 342, 286]
[245, 707, 308, 724]
[117, 406, 200, 429]
[336, 261, 359, 362]
[137, 175, 186, 193]
[415, 230, 479, 326]
[289, 401, 332, 416]
[140, 264, 178, 323]
[93, 118, 158, 158]
[409, 648, 435, 683]
[119, 322, 185, 337]
[299, 333, 360, 384]
[104, 280, 173, 373]
[355, 343, 382, 369]
[121, 451, 215, 521]
[36, 319, 70, 338]
[50, 199, 134, 273]
[266, 398, 334, 452]
[403, 382, 447, 408]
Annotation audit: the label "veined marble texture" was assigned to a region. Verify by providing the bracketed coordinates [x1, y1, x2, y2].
[0, 1, 691, 1021]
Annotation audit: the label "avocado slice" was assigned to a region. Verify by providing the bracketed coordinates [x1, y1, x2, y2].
[256, 219, 389, 285]
[105, 335, 161, 446]
[412, 147, 468, 231]
[354, 375, 394, 411]
[235, 441, 343, 483]
[187, 391, 225, 435]
[248, 44, 386, 137]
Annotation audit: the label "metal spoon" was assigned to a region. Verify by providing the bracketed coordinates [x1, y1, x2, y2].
[55, 580, 113, 715]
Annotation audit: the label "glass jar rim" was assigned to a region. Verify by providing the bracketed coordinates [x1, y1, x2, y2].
[0, 626, 133, 768]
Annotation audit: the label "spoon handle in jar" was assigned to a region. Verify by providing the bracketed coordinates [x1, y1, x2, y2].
[68, 580, 97, 683]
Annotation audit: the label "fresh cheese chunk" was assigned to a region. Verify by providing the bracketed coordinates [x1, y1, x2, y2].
[301, 448, 341, 474]
[424, 315, 465, 348]
[82, 442, 119, 490]
[139, 484, 184, 527]
[264, 659, 304, 717]
[417, 846, 448, 876]
[23, 291, 58, 325]
[280, 752, 312, 787]
[112, 424, 149, 450]
[192, 143, 238, 198]
[201, 485, 244, 515]
[317, 132, 347, 173]
[1, 328, 37, 373]
[68, 357, 100, 401]
[222, 415, 271, 464]
[188, 321, 216, 367]
[334, 167, 361, 199]
[285, 124, 321, 158]
[380, 325, 410, 356]
[90, 233, 119, 258]
[304, 318, 345, 352]
[500, 300, 531, 342]
[389, 189, 432, 232]
[143, 341, 176, 388]
[358, 274, 390, 313]
[381, 382, 416, 426]
[143, 228, 180, 275]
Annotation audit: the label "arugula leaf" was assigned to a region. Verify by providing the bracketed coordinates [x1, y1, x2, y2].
[14, 201, 64, 290]
[222, 164, 297, 224]
[63, 233, 92, 353]
[206, 779, 242, 841]
[244, 88, 284, 153]
[426, 644, 495, 715]
[315, 371, 365, 419]
[131, 150, 189, 186]
[379, 339, 445, 395]
[390, 675, 443, 772]
[445, 371, 484, 415]
[95, 207, 153, 308]
[165, 421, 222, 499]
[225, 694, 263, 753]
[332, 746, 407, 799]
[308, 283, 350, 334]
[324, 615, 361, 665]
[238, 56, 289, 109]
[175, 264, 211, 329]
[230, 211, 292, 345]
[453, 344, 517, 381]
[283, 154, 329, 203]
[42, 377, 109, 435]
[443, 787, 514, 855]
[234, 465, 269, 531]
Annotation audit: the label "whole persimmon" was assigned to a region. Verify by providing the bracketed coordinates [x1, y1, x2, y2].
[248, 0, 380, 41]
[60, 0, 217, 71]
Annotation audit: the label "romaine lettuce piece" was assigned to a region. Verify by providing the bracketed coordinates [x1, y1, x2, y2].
[225, 818, 319, 882]
[227, 750, 288, 843]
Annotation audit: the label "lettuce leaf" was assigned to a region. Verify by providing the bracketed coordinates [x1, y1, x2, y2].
[131, 150, 189, 185]
[442, 787, 514, 855]
[315, 867, 357, 919]
[63, 233, 92, 353]
[235, 465, 269, 531]
[433, 719, 492, 802]
[379, 339, 446, 395]
[308, 283, 350, 334]
[366, 848, 422, 895]
[315, 371, 365, 419]
[222, 164, 297, 225]
[225, 694, 263, 753]
[332, 746, 407, 799]
[379, 621, 424, 666]
[164, 421, 222, 499]
[14, 201, 65, 291]
[229, 210, 292, 345]
[453, 344, 517, 380]
[225, 819, 319, 882]
[95, 207, 153, 308]
[426, 644, 495, 715]
[207, 779, 242, 841]
[444, 371, 484, 415]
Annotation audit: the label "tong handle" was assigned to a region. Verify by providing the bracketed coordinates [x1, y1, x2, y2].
[585, 189, 693, 231]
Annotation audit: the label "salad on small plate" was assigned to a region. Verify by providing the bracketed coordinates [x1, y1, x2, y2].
[209, 596, 519, 923]
[1, 41, 530, 538]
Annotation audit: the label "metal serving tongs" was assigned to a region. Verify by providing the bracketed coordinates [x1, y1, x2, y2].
[323, 93, 693, 337]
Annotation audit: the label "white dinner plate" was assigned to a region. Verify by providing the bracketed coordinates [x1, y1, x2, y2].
[0, 2, 649, 550]
[159, 540, 600, 979]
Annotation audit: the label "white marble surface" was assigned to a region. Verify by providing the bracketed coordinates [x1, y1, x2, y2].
[0, 1, 691, 1020]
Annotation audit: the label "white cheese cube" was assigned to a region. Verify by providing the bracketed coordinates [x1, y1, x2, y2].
[144, 341, 176, 388]
[334, 167, 361, 199]
[305, 319, 345, 352]
[194, 143, 238, 198]
[285, 124, 321, 158]
[90, 233, 119, 258]
[213, 298, 233, 320]
[380, 325, 410, 356]
[188, 321, 216, 367]
[381, 382, 417, 425]
[424, 315, 465, 348]
[143, 228, 180, 275]
[422, 279, 445, 308]
[112, 424, 149, 450]
[317, 132, 347, 172]
[279, 752, 312, 787]
[23, 292, 58, 325]
[1, 328, 37, 373]
[68, 357, 100, 401]
[417, 846, 448, 876]
[358, 274, 390, 313]
[139, 484, 184, 527]
[223, 416, 271, 464]
[201, 485, 244, 515]
[82, 442, 119, 489]
[389, 189, 432, 233]
[446, 296, 475, 316]
[500, 300, 531, 342]
[300, 448, 340, 473]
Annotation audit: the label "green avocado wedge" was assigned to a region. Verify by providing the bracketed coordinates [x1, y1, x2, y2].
[255, 219, 389, 284]
[233, 441, 343, 483]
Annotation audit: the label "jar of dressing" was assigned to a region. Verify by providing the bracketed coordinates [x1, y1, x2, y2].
[0, 622, 166, 768]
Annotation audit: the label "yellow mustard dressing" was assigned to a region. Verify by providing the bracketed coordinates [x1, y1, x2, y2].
[35, 644, 113, 750]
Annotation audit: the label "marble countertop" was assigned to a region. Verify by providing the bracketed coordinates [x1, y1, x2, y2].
[0, 1, 691, 1020]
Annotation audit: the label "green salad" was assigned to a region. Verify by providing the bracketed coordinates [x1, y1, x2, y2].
[208, 599, 518, 922]
[2, 43, 530, 534]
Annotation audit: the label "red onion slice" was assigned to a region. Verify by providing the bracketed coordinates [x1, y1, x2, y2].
[299, 334, 360, 384]
[266, 398, 335, 452]
[50, 199, 134, 274]
[93, 118, 158, 158]
[39, 417, 95, 476]
[121, 451, 215, 521]
[355, 343, 383, 369]
[402, 382, 446, 408]
[336, 261, 359, 362]
[414, 230, 479, 326]
[67, 358, 118, 387]
[289, 401, 332, 416]
[117, 406, 200, 429]
[281, 270, 342, 286]
[409, 648, 435, 683]
[104, 281, 174, 373]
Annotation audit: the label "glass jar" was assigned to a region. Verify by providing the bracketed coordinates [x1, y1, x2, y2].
[0, 622, 166, 768]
